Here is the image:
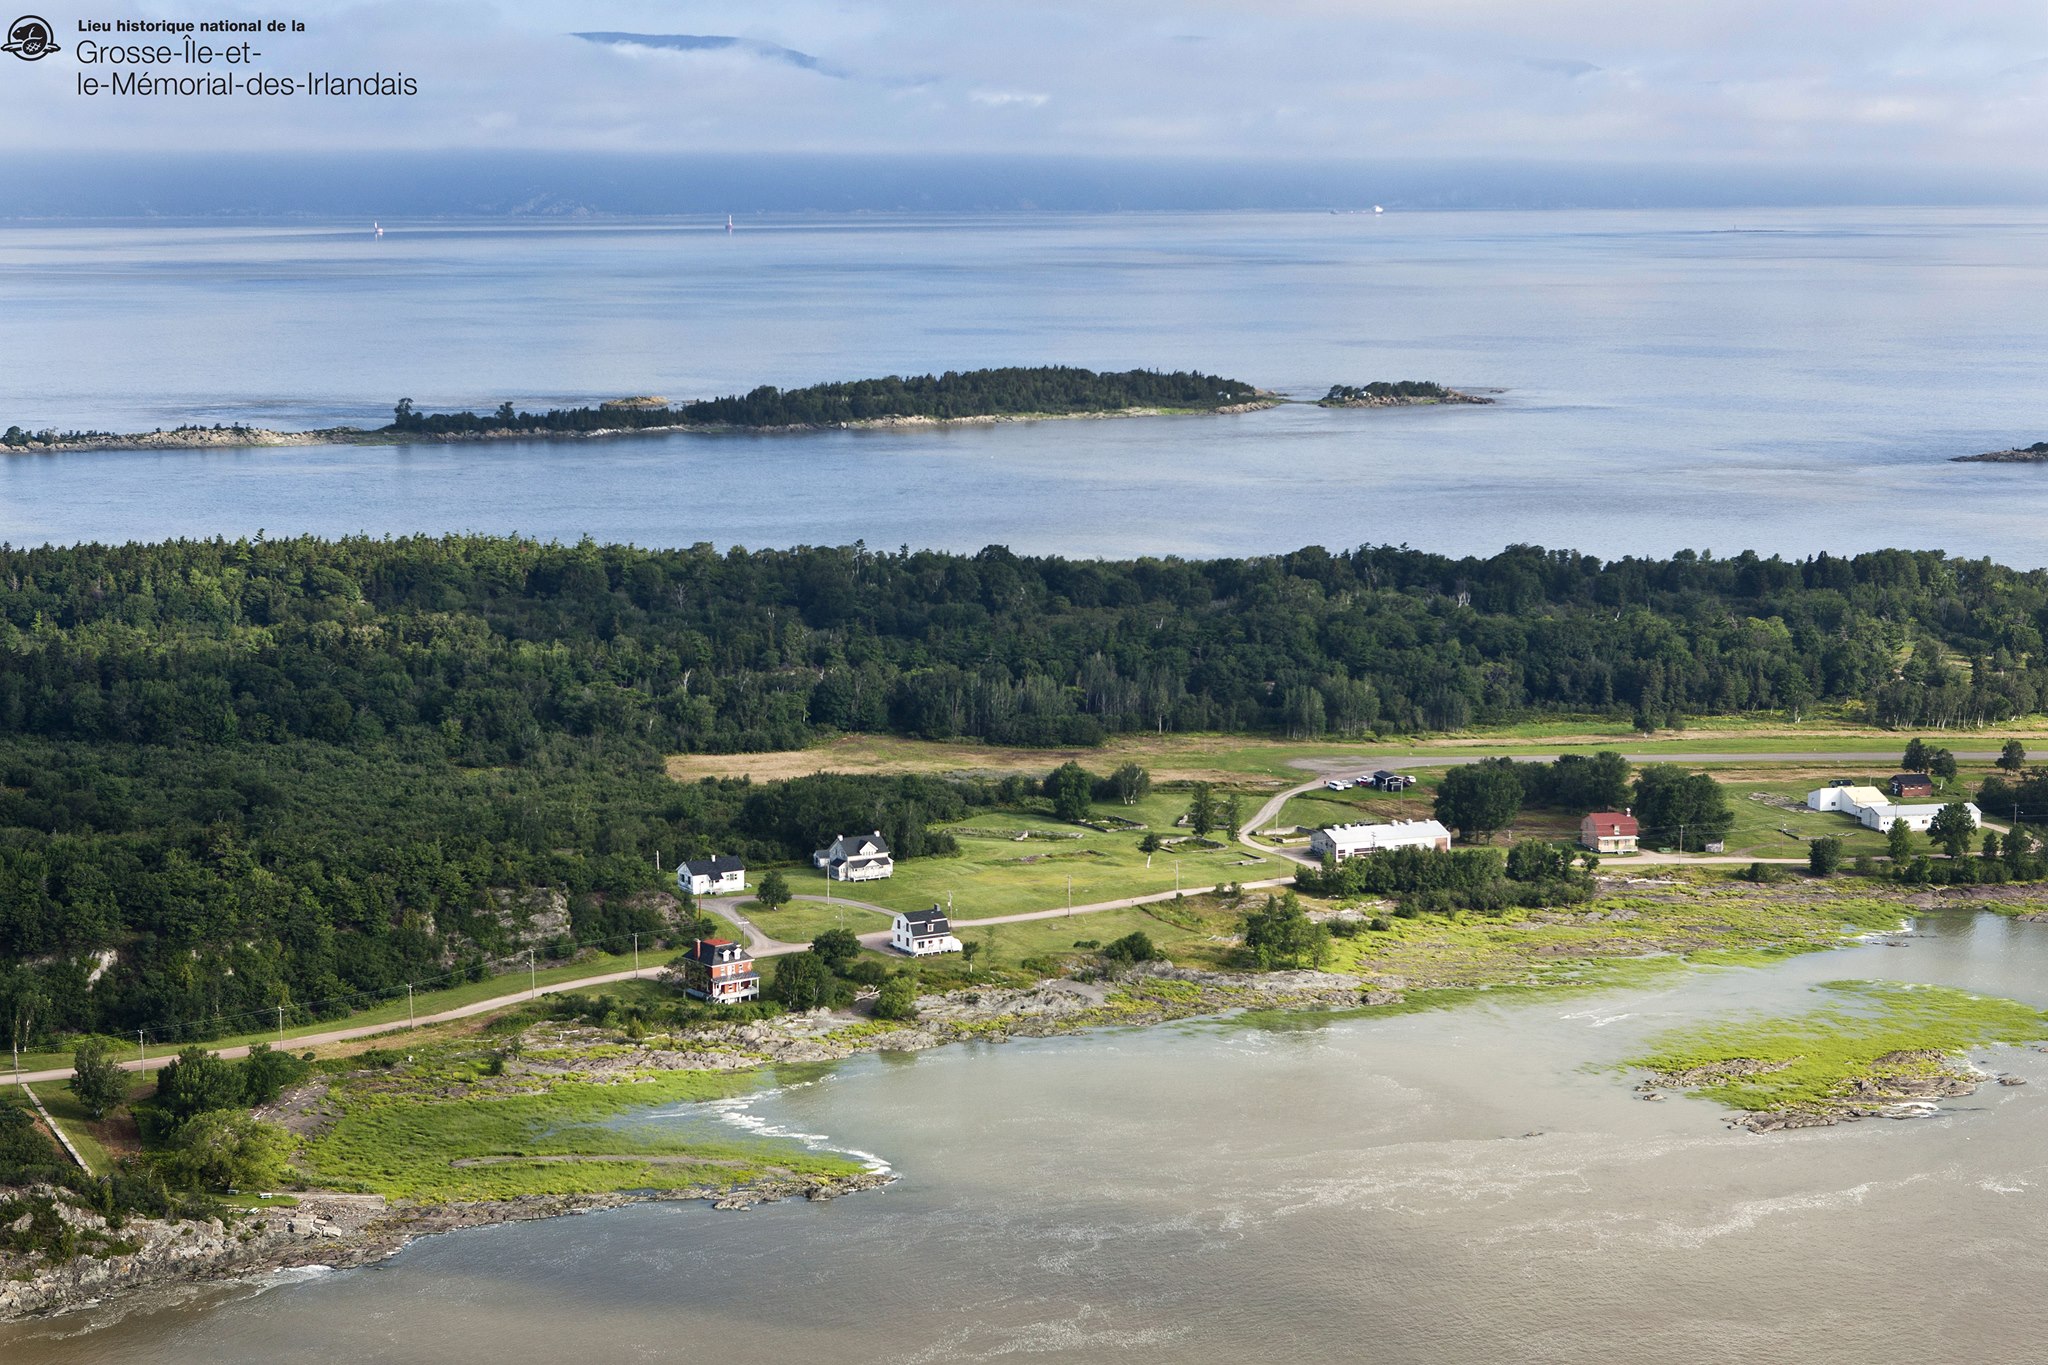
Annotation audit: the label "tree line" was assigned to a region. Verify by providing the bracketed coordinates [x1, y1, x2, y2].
[3, 538, 2045, 760]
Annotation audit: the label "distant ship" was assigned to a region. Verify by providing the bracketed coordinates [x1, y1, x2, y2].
[1373, 205, 1384, 215]
[725, 214, 733, 235]
[373, 221, 384, 238]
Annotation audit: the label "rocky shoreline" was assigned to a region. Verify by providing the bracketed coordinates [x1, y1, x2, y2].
[1952, 442, 2048, 463]
[7, 400, 1283, 456]
[0, 1171, 890, 1323]
[1316, 388, 1493, 409]
[0, 961, 1368, 1324]
[1636, 1047, 2030, 1133]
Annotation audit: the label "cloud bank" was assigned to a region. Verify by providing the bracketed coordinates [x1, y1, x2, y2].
[3, 0, 2045, 199]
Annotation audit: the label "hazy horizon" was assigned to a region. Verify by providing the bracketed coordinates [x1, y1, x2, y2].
[5, 152, 2047, 220]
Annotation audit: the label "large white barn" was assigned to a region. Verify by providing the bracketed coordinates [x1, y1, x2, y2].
[1806, 784, 1979, 834]
[1307, 819, 1453, 862]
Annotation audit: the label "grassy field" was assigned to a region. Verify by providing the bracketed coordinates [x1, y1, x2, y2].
[1712, 779, 1896, 858]
[1323, 882, 1912, 989]
[1274, 786, 1437, 832]
[807, 807, 1277, 921]
[744, 899, 894, 945]
[1627, 980, 2048, 1112]
[296, 1048, 863, 1201]
[920, 895, 1251, 988]
[666, 723, 2048, 788]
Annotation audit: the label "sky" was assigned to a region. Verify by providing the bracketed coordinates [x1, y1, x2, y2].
[4, 1, 2047, 205]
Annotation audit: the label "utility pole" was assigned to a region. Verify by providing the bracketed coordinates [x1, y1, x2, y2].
[137, 1029, 145, 1068]
[1067, 876, 1073, 914]
[276, 1004, 284, 1044]
[406, 984, 415, 1029]
[528, 948, 537, 999]
[1175, 860, 1181, 893]
[633, 932, 640, 972]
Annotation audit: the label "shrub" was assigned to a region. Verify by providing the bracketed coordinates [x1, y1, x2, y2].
[873, 974, 919, 1022]
[240, 1043, 311, 1106]
[1808, 836, 1844, 877]
[150, 1047, 243, 1130]
[70, 1038, 128, 1121]
[810, 928, 861, 970]
[158, 1112, 294, 1193]
[769, 952, 836, 1011]
[1101, 931, 1157, 964]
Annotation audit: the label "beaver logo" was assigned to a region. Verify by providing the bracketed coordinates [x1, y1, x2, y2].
[2, 15, 58, 60]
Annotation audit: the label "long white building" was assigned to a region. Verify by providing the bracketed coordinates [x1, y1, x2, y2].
[1308, 819, 1453, 861]
[1806, 784, 1979, 834]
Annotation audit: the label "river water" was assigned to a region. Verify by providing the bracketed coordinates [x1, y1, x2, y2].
[6, 209, 2048, 561]
[8, 910, 2048, 1363]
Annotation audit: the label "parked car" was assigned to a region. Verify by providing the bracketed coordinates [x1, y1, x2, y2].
[1326, 779, 1353, 791]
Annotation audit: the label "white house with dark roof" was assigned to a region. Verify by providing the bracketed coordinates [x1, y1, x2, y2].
[891, 905, 962, 956]
[813, 830, 895, 881]
[678, 855, 746, 897]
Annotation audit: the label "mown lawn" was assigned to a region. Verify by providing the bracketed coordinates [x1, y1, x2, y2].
[1710, 779, 1897, 858]
[932, 895, 1251, 982]
[824, 806, 1278, 920]
[743, 899, 894, 945]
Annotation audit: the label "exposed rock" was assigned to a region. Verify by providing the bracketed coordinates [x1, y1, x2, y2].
[0, 1171, 894, 1323]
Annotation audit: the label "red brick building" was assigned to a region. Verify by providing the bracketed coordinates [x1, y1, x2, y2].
[677, 938, 760, 1003]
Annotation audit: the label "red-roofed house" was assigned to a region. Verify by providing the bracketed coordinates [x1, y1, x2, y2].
[676, 938, 760, 1003]
[1580, 811, 1640, 854]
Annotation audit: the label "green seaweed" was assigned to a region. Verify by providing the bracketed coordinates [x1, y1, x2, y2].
[1627, 981, 2048, 1112]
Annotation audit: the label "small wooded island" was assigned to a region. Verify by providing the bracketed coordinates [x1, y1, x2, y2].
[1318, 381, 1493, 408]
[0, 366, 1275, 454]
[1953, 442, 2048, 463]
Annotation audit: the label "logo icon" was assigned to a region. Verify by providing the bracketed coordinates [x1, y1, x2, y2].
[2, 15, 58, 60]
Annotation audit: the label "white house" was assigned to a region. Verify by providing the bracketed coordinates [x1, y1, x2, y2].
[891, 905, 963, 956]
[1806, 786, 1980, 834]
[678, 855, 746, 897]
[1308, 819, 1453, 862]
[813, 830, 895, 881]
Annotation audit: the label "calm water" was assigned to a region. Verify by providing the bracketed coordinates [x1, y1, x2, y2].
[5, 209, 2048, 560]
[8, 912, 2048, 1363]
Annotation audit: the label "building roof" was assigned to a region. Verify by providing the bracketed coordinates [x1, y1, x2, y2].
[1317, 819, 1452, 850]
[1582, 812, 1639, 836]
[1838, 786, 1889, 808]
[1890, 773, 1935, 787]
[681, 937, 750, 964]
[899, 906, 951, 934]
[682, 854, 746, 877]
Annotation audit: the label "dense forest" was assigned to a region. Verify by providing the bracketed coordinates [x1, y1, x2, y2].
[0, 537, 2037, 754]
[381, 366, 1261, 436]
[1, 534, 2045, 1045]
